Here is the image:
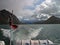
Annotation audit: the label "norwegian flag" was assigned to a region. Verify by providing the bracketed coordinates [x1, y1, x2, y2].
[10, 24, 18, 30]
[9, 10, 18, 30]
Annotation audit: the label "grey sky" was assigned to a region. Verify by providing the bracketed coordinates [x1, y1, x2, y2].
[37, 0, 60, 17]
[0, 0, 60, 19]
[0, 0, 37, 18]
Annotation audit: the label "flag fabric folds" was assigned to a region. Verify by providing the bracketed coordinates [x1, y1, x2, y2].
[9, 13, 18, 30]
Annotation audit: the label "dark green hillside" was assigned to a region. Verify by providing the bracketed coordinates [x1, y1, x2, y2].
[34, 16, 60, 24]
[0, 9, 22, 24]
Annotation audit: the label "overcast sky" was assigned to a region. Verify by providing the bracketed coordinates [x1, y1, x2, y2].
[0, 0, 60, 18]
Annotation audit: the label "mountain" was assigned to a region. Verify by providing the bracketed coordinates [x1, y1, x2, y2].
[43, 16, 60, 24]
[0, 9, 22, 24]
[34, 16, 60, 24]
[19, 14, 50, 24]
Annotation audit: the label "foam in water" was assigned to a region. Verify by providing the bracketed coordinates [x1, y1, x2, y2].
[13, 26, 43, 40]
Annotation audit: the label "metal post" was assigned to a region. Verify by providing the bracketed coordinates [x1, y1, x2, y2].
[39, 40, 40, 45]
[30, 40, 31, 45]
[10, 10, 13, 45]
[21, 40, 22, 45]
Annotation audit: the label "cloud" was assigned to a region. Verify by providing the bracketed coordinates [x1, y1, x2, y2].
[0, 0, 45, 18]
[0, 0, 35, 17]
[1, 0, 60, 19]
[35, 0, 60, 17]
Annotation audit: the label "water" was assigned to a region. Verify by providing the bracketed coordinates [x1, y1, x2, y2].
[0, 24, 59, 40]
[11, 24, 60, 45]
[11, 24, 60, 40]
[0, 24, 60, 45]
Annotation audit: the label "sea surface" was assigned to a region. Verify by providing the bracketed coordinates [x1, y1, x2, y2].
[0, 24, 60, 39]
[11, 24, 60, 40]
[0, 24, 60, 45]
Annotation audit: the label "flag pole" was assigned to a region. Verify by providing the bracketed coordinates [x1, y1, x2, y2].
[30, 40, 31, 45]
[10, 10, 14, 45]
[10, 10, 18, 45]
